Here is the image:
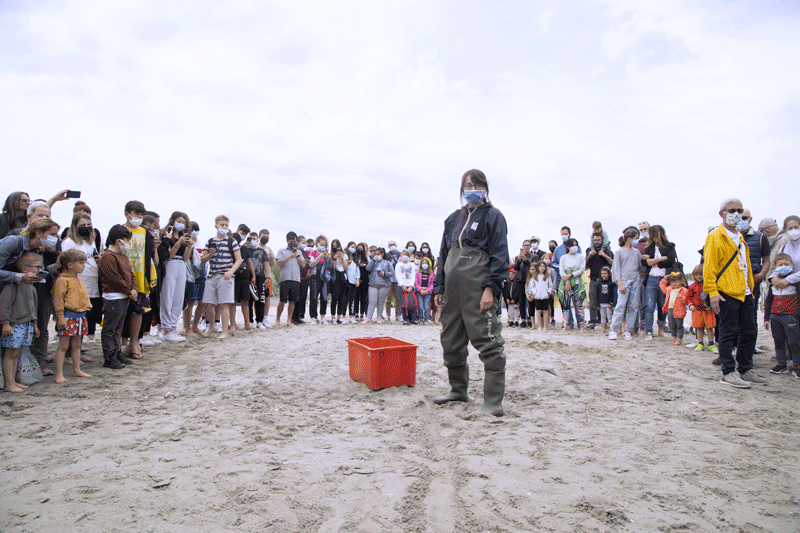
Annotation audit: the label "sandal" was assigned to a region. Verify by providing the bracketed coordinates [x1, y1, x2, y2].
[129, 352, 143, 359]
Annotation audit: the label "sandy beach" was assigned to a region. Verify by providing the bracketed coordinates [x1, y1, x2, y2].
[2, 307, 799, 533]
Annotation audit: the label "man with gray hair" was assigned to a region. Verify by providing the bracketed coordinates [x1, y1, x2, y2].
[704, 198, 768, 388]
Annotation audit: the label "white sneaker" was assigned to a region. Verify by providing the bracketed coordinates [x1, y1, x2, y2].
[608, 331, 617, 340]
[140, 336, 154, 346]
[256, 322, 265, 329]
[318, 318, 326, 325]
[156, 329, 165, 338]
[645, 334, 653, 341]
[164, 331, 186, 342]
[624, 332, 632, 340]
[151, 335, 163, 344]
[261, 320, 272, 328]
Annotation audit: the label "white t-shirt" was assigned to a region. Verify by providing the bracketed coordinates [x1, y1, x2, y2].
[650, 247, 666, 277]
[61, 237, 100, 298]
[724, 227, 751, 296]
[395, 261, 417, 287]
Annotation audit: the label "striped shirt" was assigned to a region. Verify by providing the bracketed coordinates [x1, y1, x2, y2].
[207, 236, 239, 275]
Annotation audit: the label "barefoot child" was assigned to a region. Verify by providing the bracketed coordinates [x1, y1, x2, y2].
[686, 264, 717, 352]
[52, 248, 94, 382]
[660, 272, 688, 345]
[1, 252, 42, 392]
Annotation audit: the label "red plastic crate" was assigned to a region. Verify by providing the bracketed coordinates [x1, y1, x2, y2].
[347, 336, 418, 390]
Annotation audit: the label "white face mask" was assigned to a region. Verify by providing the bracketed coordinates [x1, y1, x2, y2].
[788, 228, 800, 241]
[129, 217, 142, 227]
[119, 241, 131, 250]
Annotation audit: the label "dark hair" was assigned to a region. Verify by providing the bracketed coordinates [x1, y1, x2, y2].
[166, 211, 190, 235]
[783, 215, 800, 231]
[144, 210, 159, 219]
[566, 238, 578, 248]
[619, 227, 639, 247]
[60, 248, 87, 267]
[649, 225, 668, 247]
[286, 231, 297, 241]
[2, 191, 28, 217]
[259, 228, 269, 235]
[592, 233, 603, 241]
[72, 201, 91, 215]
[405, 240, 416, 250]
[374, 247, 386, 257]
[237, 223, 250, 234]
[107, 224, 132, 246]
[592, 221, 602, 229]
[561, 226, 571, 235]
[459, 169, 490, 203]
[775, 253, 793, 266]
[124, 200, 146, 215]
[142, 214, 157, 227]
[189, 220, 199, 231]
[67, 213, 93, 245]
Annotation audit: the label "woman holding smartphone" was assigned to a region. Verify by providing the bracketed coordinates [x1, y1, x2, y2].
[158, 211, 193, 342]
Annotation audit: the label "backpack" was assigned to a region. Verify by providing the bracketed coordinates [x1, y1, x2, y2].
[401, 291, 418, 317]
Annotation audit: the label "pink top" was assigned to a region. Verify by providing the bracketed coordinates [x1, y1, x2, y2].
[414, 270, 436, 293]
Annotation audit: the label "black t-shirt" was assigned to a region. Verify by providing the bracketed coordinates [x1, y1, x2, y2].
[586, 247, 614, 279]
[236, 245, 253, 280]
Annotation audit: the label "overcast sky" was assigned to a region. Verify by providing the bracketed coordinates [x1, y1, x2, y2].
[2, 0, 798, 263]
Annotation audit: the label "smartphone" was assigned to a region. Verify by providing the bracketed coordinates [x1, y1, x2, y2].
[66, 191, 81, 198]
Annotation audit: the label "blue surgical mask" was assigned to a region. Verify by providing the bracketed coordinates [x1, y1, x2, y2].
[402, 256, 409, 262]
[631, 238, 640, 247]
[407, 246, 415, 253]
[569, 246, 578, 254]
[421, 264, 429, 270]
[374, 254, 382, 261]
[736, 219, 750, 232]
[421, 247, 429, 253]
[561, 235, 569, 243]
[348, 247, 356, 254]
[389, 245, 397, 252]
[318, 245, 326, 252]
[44, 235, 58, 248]
[774, 265, 794, 277]
[191, 230, 199, 239]
[640, 231, 649, 240]
[173, 223, 186, 232]
[299, 243, 307, 250]
[217, 228, 229, 236]
[250, 240, 257, 248]
[463, 190, 486, 204]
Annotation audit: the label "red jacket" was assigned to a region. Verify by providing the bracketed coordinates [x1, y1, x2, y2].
[660, 278, 688, 319]
[686, 281, 706, 312]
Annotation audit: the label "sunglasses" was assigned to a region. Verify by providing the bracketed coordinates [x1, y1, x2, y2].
[725, 208, 744, 214]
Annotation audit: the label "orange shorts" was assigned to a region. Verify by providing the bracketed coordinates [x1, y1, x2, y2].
[691, 309, 716, 329]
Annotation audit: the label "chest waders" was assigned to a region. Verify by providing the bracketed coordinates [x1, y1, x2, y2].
[434, 246, 506, 416]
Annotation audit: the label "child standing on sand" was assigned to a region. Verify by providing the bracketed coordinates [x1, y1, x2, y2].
[527, 261, 555, 331]
[1, 252, 41, 393]
[503, 268, 519, 327]
[609, 228, 643, 340]
[686, 264, 717, 352]
[99, 225, 137, 369]
[660, 272, 689, 345]
[596, 266, 617, 334]
[52, 248, 94, 383]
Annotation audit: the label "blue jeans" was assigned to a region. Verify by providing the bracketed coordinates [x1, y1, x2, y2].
[717, 292, 756, 375]
[644, 275, 665, 334]
[610, 279, 640, 333]
[417, 292, 431, 321]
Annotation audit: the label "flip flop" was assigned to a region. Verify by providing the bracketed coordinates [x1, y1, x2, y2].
[129, 352, 143, 359]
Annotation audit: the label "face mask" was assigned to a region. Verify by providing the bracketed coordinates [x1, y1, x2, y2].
[774, 265, 794, 277]
[544, 260, 551, 265]
[407, 246, 415, 253]
[788, 228, 800, 241]
[77, 226, 92, 238]
[299, 243, 307, 250]
[250, 240, 257, 248]
[260, 236, 269, 245]
[318, 245, 326, 252]
[389, 245, 397, 252]
[374, 255, 382, 261]
[632, 238, 640, 247]
[421, 247, 429, 253]
[217, 228, 229, 236]
[173, 223, 186, 232]
[348, 247, 356, 254]
[402, 256, 409, 262]
[414, 259, 421, 265]
[531, 243, 538, 250]
[422, 264, 429, 270]
[569, 246, 578, 254]
[736, 219, 750, 232]
[463, 190, 486, 204]
[725, 212, 742, 227]
[119, 241, 131, 250]
[640, 231, 649, 240]
[43, 235, 58, 248]
[561, 235, 569, 243]
[549, 245, 556, 253]
[357, 248, 364, 254]
[191, 231, 200, 239]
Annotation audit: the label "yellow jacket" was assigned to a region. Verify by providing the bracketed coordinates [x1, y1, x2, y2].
[52, 273, 93, 317]
[703, 224, 753, 302]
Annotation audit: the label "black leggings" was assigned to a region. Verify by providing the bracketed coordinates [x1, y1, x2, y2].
[87, 297, 103, 335]
[309, 274, 328, 318]
[329, 273, 349, 316]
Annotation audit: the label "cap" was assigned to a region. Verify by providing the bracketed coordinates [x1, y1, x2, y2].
[530, 235, 540, 242]
[757, 217, 777, 231]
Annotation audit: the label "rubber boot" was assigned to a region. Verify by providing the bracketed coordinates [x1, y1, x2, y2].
[476, 369, 505, 417]
[433, 365, 470, 404]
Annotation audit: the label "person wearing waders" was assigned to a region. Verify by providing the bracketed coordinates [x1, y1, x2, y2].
[433, 169, 509, 417]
